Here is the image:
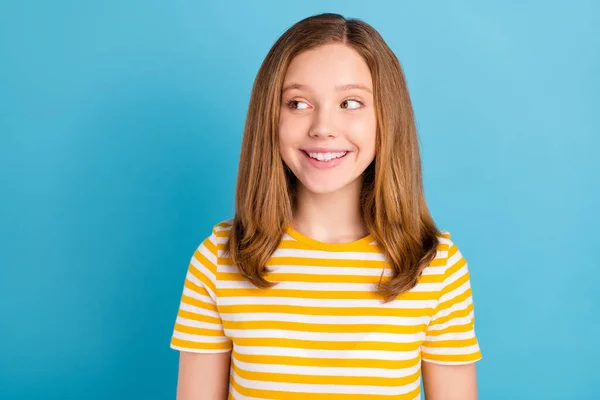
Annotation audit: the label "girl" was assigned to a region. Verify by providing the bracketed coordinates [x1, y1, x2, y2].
[170, 13, 482, 400]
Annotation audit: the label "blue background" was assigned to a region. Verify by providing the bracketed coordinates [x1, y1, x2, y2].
[1, 1, 598, 399]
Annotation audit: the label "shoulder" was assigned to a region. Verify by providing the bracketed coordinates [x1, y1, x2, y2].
[203, 218, 234, 255]
[435, 230, 453, 255]
[190, 218, 234, 274]
[192, 218, 234, 254]
[437, 229, 451, 243]
[436, 230, 470, 280]
[428, 230, 458, 276]
[436, 229, 463, 257]
[210, 218, 234, 237]
[437, 229, 463, 251]
[202, 217, 233, 244]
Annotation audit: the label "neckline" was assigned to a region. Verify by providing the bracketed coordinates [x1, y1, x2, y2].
[285, 225, 376, 252]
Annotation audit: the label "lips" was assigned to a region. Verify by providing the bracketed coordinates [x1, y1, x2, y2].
[299, 149, 350, 169]
[304, 150, 346, 161]
[301, 147, 351, 154]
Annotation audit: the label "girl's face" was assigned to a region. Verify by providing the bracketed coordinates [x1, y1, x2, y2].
[279, 43, 377, 195]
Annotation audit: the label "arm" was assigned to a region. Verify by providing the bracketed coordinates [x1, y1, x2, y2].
[171, 223, 233, 399]
[176, 351, 231, 400]
[421, 233, 482, 399]
[422, 361, 478, 400]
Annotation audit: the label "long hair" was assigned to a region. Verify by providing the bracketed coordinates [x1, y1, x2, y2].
[226, 12, 443, 303]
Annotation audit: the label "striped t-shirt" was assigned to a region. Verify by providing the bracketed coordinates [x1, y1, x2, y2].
[170, 219, 482, 399]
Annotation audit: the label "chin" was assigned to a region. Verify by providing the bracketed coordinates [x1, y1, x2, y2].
[298, 177, 356, 195]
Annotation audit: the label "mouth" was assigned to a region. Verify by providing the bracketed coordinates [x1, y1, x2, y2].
[300, 149, 351, 169]
[302, 150, 349, 161]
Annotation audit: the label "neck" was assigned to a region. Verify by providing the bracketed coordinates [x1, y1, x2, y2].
[292, 176, 368, 244]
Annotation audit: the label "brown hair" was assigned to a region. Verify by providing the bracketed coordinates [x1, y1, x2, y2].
[226, 12, 443, 303]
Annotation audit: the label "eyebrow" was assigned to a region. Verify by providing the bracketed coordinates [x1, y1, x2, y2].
[282, 83, 373, 94]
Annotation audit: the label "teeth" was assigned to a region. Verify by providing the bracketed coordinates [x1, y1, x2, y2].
[307, 151, 347, 162]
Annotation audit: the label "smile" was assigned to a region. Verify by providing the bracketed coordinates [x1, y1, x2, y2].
[300, 149, 350, 169]
[306, 151, 347, 162]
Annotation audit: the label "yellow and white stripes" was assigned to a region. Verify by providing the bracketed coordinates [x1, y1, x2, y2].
[171, 220, 482, 399]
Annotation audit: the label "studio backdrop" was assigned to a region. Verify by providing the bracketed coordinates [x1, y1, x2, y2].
[0, 1, 598, 399]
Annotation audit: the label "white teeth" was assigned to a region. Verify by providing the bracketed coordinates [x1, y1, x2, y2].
[307, 151, 347, 162]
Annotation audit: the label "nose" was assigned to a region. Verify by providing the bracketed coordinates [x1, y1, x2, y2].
[308, 106, 337, 138]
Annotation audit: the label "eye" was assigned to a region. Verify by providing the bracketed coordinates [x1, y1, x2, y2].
[287, 99, 310, 110]
[341, 99, 363, 110]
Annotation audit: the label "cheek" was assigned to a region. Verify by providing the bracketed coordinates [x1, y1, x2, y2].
[278, 116, 306, 148]
[278, 119, 291, 149]
[347, 117, 377, 153]
[278, 119, 300, 161]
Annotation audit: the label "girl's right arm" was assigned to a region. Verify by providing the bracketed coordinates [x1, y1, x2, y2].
[176, 351, 231, 400]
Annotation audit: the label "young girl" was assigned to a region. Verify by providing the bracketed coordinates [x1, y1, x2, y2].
[170, 13, 482, 400]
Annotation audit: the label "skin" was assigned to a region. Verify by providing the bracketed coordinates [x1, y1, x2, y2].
[278, 42, 479, 399]
[422, 362, 478, 400]
[176, 351, 230, 400]
[175, 42, 478, 400]
[279, 43, 377, 243]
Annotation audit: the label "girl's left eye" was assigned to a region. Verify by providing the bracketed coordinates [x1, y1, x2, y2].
[341, 99, 362, 109]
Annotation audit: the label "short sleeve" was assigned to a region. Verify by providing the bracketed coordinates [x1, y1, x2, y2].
[421, 233, 482, 364]
[170, 226, 232, 353]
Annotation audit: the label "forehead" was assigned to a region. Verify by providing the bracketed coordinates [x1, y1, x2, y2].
[283, 43, 373, 91]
